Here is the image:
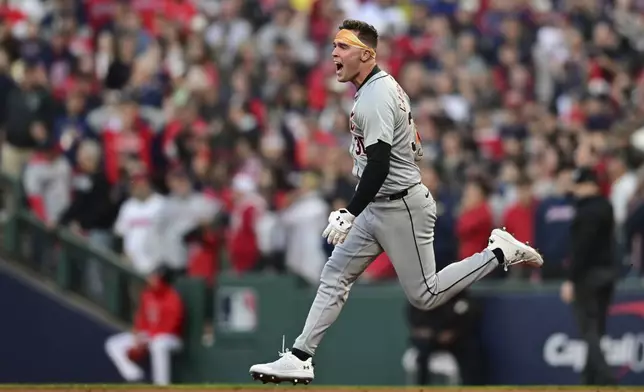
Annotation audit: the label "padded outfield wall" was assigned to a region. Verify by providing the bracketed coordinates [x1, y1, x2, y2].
[3, 266, 644, 385]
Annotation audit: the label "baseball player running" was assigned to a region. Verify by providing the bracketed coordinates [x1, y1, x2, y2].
[250, 19, 543, 385]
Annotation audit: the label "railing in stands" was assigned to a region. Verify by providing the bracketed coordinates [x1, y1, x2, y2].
[0, 172, 145, 323]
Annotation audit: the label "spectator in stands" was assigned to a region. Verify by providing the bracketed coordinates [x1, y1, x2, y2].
[535, 165, 575, 280]
[23, 138, 72, 228]
[23, 137, 72, 267]
[60, 139, 119, 298]
[423, 164, 459, 271]
[438, 131, 468, 191]
[281, 170, 328, 284]
[114, 169, 165, 275]
[2, 60, 53, 179]
[183, 192, 226, 286]
[8, 0, 644, 301]
[255, 191, 286, 273]
[99, 94, 155, 185]
[502, 174, 537, 279]
[456, 177, 493, 269]
[54, 91, 95, 165]
[60, 139, 118, 247]
[105, 33, 137, 91]
[227, 173, 264, 274]
[105, 265, 184, 386]
[608, 150, 638, 228]
[159, 166, 220, 276]
[575, 139, 611, 197]
[406, 289, 484, 385]
[608, 149, 639, 264]
[162, 98, 209, 170]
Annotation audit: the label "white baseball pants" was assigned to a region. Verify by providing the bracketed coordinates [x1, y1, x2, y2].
[105, 332, 182, 385]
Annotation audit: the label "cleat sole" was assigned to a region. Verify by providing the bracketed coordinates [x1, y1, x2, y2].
[250, 371, 313, 385]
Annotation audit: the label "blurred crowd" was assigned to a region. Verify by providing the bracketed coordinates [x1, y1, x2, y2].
[6, 0, 644, 286]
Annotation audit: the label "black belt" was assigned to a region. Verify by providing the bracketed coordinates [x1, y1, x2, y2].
[373, 183, 420, 202]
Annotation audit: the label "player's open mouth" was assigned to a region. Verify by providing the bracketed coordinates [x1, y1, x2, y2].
[335, 63, 343, 73]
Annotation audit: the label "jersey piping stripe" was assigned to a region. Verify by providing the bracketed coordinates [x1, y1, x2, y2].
[356, 74, 389, 96]
[401, 198, 497, 297]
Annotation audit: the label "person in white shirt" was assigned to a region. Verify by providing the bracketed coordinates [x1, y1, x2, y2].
[114, 170, 165, 275]
[159, 167, 220, 272]
[608, 151, 638, 267]
[281, 171, 329, 285]
[608, 152, 638, 227]
[353, 0, 408, 37]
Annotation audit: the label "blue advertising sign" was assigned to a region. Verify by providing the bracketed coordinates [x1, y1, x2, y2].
[0, 268, 123, 383]
[479, 292, 644, 385]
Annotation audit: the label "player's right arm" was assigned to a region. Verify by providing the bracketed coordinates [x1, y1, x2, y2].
[322, 84, 396, 245]
[345, 88, 396, 217]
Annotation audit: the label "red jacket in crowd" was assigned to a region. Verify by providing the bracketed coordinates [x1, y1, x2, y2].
[162, 118, 208, 165]
[0, 4, 26, 28]
[227, 195, 264, 273]
[502, 200, 537, 245]
[456, 203, 493, 260]
[134, 281, 184, 337]
[187, 227, 221, 286]
[186, 189, 224, 286]
[84, 0, 117, 32]
[101, 119, 154, 184]
[364, 253, 397, 280]
[86, 0, 197, 37]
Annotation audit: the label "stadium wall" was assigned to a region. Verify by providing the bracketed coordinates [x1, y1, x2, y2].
[0, 263, 123, 383]
[202, 274, 644, 385]
[3, 260, 644, 386]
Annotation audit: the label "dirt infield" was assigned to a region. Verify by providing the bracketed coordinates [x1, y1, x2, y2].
[40, 388, 644, 392]
[3, 386, 644, 392]
[20, 385, 644, 392]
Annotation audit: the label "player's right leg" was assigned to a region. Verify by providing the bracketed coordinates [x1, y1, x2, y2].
[249, 211, 383, 384]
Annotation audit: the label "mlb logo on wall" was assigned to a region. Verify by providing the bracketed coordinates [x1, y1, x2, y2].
[543, 300, 644, 381]
[216, 287, 258, 333]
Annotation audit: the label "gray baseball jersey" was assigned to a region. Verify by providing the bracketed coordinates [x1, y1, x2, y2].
[291, 68, 500, 357]
[349, 69, 422, 197]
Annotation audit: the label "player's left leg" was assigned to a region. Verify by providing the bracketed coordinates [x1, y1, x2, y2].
[374, 184, 542, 311]
[148, 334, 183, 386]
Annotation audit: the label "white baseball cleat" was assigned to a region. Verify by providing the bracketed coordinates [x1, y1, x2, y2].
[487, 228, 544, 271]
[249, 337, 314, 385]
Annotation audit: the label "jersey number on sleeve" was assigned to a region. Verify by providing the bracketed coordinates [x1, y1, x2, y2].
[354, 136, 366, 156]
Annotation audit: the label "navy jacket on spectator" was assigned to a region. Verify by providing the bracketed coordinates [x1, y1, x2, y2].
[434, 188, 459, 271]
[59, 170, 119, 231]
[53, 116, 96, 165]
[535, 195, 575, 268]
[4, 85, 55, 148]
[0, 74, 16, 125]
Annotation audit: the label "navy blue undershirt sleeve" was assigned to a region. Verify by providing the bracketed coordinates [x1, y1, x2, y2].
[346, 140, 391, 216]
